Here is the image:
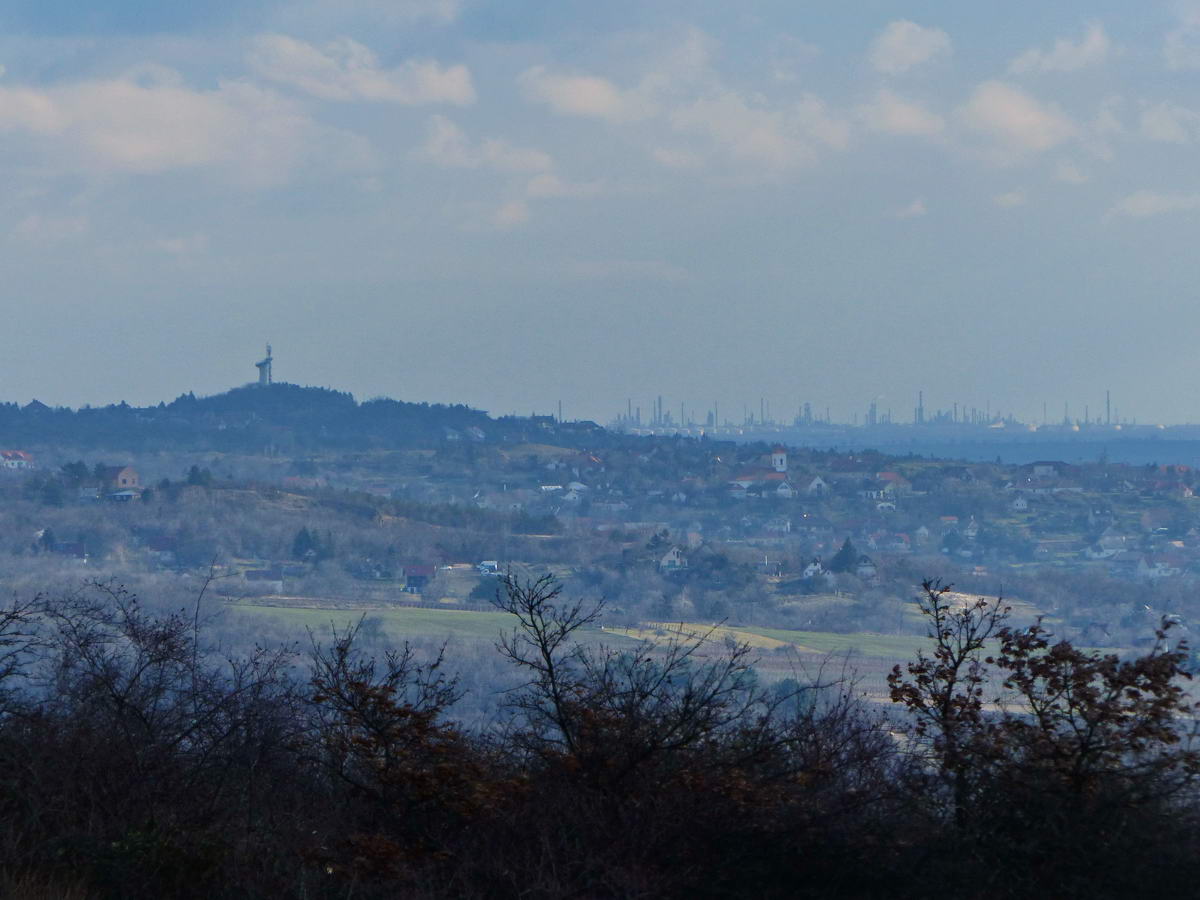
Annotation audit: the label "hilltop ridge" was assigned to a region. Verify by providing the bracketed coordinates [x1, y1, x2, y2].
[0, 383, 608, 453]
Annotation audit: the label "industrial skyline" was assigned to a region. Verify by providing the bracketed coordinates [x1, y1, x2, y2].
[606, 389, 1138, 432]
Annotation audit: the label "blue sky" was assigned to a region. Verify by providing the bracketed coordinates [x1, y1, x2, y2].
[2, 1, 1200, 424]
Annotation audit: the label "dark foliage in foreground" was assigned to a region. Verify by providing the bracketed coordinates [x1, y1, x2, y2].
[0, 578, 1197, 899]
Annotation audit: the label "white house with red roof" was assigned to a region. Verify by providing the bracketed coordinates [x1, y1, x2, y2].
[0, 450, 33, 470]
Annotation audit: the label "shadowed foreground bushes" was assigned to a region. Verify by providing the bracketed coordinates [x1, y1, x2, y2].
[0, 578, 1198, 898]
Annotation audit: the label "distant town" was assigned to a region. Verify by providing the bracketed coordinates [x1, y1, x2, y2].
[0, 353, 1199, 667]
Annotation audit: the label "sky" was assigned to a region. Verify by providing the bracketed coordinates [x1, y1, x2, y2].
[2, 1, 1200, 425]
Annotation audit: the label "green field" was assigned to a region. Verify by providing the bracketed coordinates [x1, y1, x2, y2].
[229, 601, 943, 664]
[228, 601, 640, 646]
[740, 626, 932, 658]
[228, 603, 524, 641]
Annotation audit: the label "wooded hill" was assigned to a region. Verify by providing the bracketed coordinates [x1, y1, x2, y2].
[0, 384, 609, 452]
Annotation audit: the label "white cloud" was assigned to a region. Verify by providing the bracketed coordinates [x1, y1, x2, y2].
[869, 21, 951, 75]
[420, 115, 552, 172]
[993, 190, 1027, 208]
[769, 35, 820, 83]
[1009, 22, 1110, 74]
[890, 198, 928, 218]
[12, 213, 89, 242]
[1055, 161, 1088, 184]
[1166, 10, 1200, 70]
[0, 73, 369, 184]
[249, 35, 473, 105]
[960, 81, 1077, 155]
[493, 200, 529, 228]
[1140, 101, 1200, 143]
[670, 90, 848, 171]
[857, 89, 944, 136]
[518, 66, 644, 121]
[627, 28, 712, 103]
[519, 29, 711, 123]
[1109, 191, 1200, 217]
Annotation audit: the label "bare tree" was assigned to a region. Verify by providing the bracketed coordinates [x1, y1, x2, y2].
[888, 579, 1009, 826]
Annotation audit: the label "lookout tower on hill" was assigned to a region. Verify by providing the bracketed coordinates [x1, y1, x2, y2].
[255, 344, 273, 386]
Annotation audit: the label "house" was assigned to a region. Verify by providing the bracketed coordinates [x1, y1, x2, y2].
[858, 480, 893, 501]
[805, 476, 829, 496]
[659, 546, 688, 572]
[243, 565, 284, 595]
[802, 558, 826, 579]
[98, 466, 140, 491]
[1109, 550, 1143, 577]
[1028, 461, 1068, 479]
[875, 471, 912, 494]
[1010, 493, 1029, 512]
[775, 481, 797, 499]
[1097, 527, 1129, 553]
[855, 554, 878, 580]
[0, 450, 33, 470]
[1138, 554, 1184, 580]
[145, 540, 176, 566]
[403, 565, 435, 593]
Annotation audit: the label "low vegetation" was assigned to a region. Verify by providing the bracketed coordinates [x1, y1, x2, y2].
[0, 576, 1196, 898]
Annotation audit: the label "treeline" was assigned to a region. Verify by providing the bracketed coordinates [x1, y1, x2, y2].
[313, 492, 561, 536]
[0, 384, 625, 453]
[0, 579, 1198, 899]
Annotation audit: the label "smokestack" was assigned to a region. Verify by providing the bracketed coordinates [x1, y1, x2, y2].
[1106, 390, 1111, 426]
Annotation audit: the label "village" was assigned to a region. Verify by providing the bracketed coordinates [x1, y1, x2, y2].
[1, 421, 1199, 655]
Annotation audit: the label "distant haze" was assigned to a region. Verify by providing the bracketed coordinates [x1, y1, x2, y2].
[0, 2, 1196, 423]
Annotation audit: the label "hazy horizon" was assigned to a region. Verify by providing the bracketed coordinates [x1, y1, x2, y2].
[2, 2, 1197, 424]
